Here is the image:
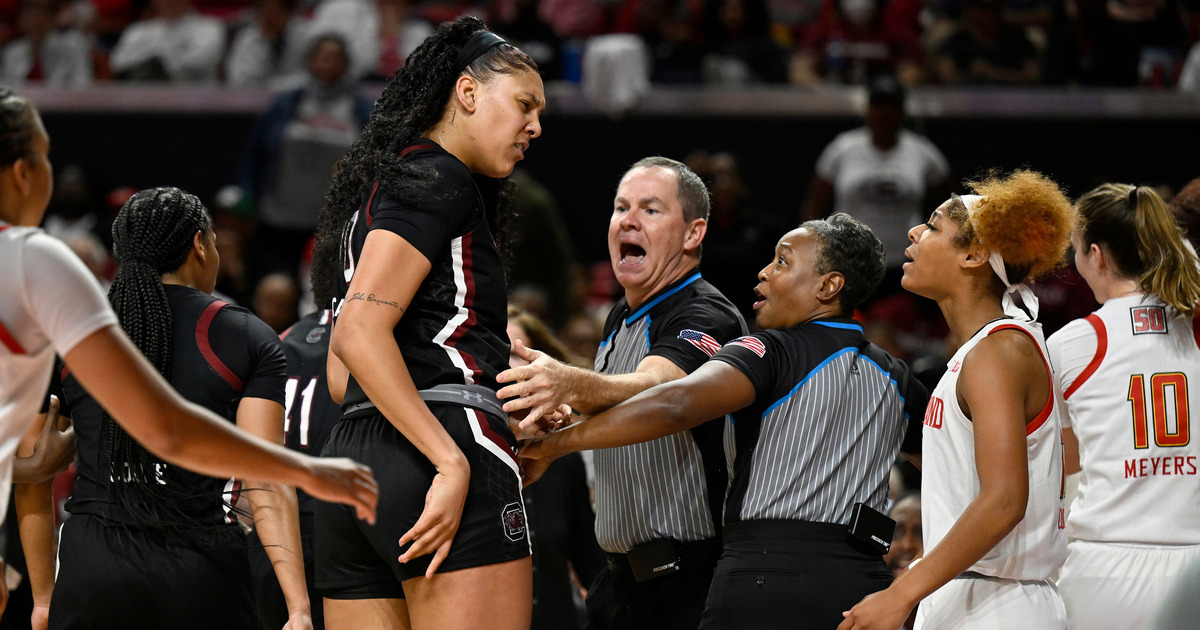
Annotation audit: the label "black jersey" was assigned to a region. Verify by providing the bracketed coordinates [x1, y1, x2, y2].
[332, 141, 509, 411]
[591, 271, 747, 552]
[710, 318, 926, 526]
[279, 309, 341, 521]
[61, 285, 287, 526]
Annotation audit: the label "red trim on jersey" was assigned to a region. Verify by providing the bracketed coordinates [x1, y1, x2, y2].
[363, 181, 381, 228]
[0, 319, 25, 354]
[445, 231, 483, 381]
[398, 143, 435, 159]
[470, 408, 516, 465]
[1064, 314, 1107, 400]
[0, 225, 10, 234]
[279, 324, 294, 340]
[365, 143, 435, 228]
[224, 479, 243, 525]
[989, 323, 1055, 436]
[60, 364, 70, 382]
[196, 301, 245, 392]
[1193, 316, 1200, 351]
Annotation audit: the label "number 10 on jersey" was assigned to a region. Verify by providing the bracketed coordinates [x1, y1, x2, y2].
[1128, 372, 1190, 449]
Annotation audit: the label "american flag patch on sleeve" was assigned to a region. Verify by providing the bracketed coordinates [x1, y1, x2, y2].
[728, 335, 766, 357]
[678, 329, 723, 357]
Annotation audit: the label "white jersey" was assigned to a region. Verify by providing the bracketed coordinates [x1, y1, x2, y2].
[1047, 294, 1200, 544]
[0, 223, 116, 522]
[922, 318, 1067, 580]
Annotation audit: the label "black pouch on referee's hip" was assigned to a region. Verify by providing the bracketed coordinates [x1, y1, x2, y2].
[625, 539, 682, 583]
[847, 502, 896, 555]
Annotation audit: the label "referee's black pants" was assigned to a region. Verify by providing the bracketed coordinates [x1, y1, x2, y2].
[586, 537, 721, 630]
[699, 520, 892, 630]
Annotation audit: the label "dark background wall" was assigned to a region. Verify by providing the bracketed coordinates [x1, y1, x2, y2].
[40, 93, 1200, 267]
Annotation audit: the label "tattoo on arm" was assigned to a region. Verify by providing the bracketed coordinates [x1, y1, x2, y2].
[348, 292, 403, 311]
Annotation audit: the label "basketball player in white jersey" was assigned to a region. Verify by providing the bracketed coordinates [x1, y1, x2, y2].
[839, 170, 1075, 630]
[1047, 183, 1200, 630]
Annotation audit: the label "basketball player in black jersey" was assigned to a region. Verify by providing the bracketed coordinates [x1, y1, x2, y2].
[308, 15, 544, 630]
[249, 307, 342, 630]
[40, 188, 311, 630]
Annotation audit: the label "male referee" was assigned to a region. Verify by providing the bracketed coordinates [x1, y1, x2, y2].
[499, 156, 746, 630]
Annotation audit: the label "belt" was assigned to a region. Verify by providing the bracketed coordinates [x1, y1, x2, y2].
[723, 519, 848, 545]
[607, 537, 722, 579]
[342, 384, 506, 420]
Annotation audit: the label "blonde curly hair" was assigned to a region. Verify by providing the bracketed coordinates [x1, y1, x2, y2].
[945, 169, 1077, 284]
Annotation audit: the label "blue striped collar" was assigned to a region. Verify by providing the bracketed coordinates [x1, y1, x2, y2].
[811, 319, 864, 333]
[625, 272, 702, 324]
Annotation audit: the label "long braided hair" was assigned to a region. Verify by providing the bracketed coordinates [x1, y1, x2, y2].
[310, 16, 538, 309]
[104, 187, 225, 542]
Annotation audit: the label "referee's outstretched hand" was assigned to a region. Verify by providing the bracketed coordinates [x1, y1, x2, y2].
[397, 465, 470, 577]
[497, 339, 576, 432]
[302, 457, 380, 525]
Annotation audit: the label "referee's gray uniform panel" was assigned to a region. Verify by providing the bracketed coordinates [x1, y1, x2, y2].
[591, 273, 746, 554]
[738, 350, 907, 523]
[714, 320, 926, 527]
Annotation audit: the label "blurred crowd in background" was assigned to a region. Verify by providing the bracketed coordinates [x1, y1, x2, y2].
[3, 0, 1200, 90]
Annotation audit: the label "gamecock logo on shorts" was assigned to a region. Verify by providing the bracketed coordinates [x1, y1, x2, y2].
[501, 503, 526, 542]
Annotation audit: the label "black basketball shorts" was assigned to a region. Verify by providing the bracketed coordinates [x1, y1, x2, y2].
[315, 403, 530, 599]
[49, 514, 257, 630]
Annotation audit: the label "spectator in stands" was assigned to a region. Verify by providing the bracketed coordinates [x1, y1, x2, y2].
[252, 272, 299, 333]
[506, 305, 606, 630]
[224, 0, 312, 89]
[108, 0, 224, 82]
[884, 492, 922, 630]
[686, 149, 785, 319]
[612, 0, 707, 83]
[932, 0, 1042, 84]
[495, 0, 564, 80]
[370, 0, 433, 80]
[802, 74, 951, 305]
[1073, 0, 1186, 86]
[492, 0, 603, 38]
[307, 0, 377, 80]
[1179, 42, 1200, 93]
[789, 0, 924, 85]
[700, 0, 788, 84]
[1, 0, 92, 87]
[505, 168, 580, 328]
[237, 33, 372, 286]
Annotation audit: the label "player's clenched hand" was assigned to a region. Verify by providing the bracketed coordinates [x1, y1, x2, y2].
[398, 464, 470, 577]
[497, 340, 577, 430]
[282, 610, 314, 630]
[837, 588, 913, 630]
[301, 457, 378, 524]
[518, 455, 552, 487]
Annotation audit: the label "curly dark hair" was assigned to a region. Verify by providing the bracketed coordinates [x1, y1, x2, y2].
[310, 16, 537, 309]
[802, 213, 887, 314]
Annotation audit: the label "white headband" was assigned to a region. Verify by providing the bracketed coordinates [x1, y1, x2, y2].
[960, 195, 1039, 321]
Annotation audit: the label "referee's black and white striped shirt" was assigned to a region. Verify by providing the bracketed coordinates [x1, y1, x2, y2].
[712, 318, 926, 526]
[592, 271, 746, 553]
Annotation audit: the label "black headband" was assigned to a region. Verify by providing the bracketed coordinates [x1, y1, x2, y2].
[455, 31, 507, 74]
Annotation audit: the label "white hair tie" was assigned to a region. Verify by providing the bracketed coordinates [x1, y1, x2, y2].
[961, 195, 1039, 322]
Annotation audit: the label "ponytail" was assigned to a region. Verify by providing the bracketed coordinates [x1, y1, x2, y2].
[1077, 183, 1200, 315]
